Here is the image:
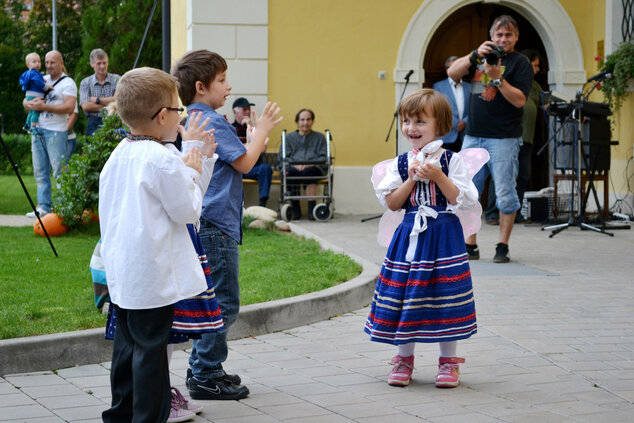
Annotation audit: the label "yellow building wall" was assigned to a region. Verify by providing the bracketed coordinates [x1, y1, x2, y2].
[170, 0, 187, 71]
[171, 0, 632, 197]
[268, 0, 421, 166]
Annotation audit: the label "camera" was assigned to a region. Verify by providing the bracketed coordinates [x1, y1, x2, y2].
[485, 44, 506, 64]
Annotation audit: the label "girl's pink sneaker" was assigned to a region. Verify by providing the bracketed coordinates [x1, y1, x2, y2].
[388, 355, 414, 386]
[171, 387, 204, 414]
[435, 356, 465, 388]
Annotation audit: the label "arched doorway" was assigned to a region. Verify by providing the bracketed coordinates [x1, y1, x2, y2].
[394, 0, 585, 193]
[422, 3, 550, 191]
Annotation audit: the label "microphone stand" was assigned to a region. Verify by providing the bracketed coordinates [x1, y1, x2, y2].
[362, 70, 414, 223]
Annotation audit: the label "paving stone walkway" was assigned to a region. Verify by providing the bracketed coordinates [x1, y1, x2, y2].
[1, 214, 633, 422]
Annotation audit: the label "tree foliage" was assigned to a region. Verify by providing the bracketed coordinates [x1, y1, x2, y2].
[24, 0, 90, 79]
[0, 0, 162, 134]
[77, 0, 163, 78]
[0, 1, 28, 133]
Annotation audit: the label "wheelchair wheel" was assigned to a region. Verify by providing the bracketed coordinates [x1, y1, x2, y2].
[280, 203, 293, 222]
[313, 203, 332, 222]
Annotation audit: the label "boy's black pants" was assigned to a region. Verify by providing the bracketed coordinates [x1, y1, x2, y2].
[102, 304, 174, 423]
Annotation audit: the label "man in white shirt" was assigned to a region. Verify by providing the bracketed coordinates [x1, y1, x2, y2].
[23, 50, 77, 217]
[433, 56, 470, 152]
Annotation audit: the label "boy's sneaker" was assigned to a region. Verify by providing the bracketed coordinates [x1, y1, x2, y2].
[26, 207, 49, 218]
[387, 355, 414, 386]
[493, 242, 510, 263]
[171, 387, 203, 414]
[188, 376, 249, 400]
[435, 356, 465, 388]
[465, 243, 479, 260]
[167, 394, 195, 422]
[186, 368, 241, 389]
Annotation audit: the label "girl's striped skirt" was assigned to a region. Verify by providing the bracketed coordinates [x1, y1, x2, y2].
[106, 224, 224, 344]
[364, 211, 476, 344]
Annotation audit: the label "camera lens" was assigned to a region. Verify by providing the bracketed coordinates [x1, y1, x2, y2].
[485, 45, 505, 65]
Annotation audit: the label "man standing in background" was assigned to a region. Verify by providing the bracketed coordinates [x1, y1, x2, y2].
[232, 97, 272, 207]
[447, 15, 533, 263]
[80, 48, 119, 135]
[433, 55, 470, 152]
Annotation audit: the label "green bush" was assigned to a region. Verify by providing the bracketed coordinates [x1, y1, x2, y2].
[598, 41, 634, 112]
[0, 134, 88, 176]
[53, 113, 126, 228]
[0, 133, 33, 175]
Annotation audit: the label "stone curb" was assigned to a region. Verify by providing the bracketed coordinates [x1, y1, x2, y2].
[0, 222, 379, 376]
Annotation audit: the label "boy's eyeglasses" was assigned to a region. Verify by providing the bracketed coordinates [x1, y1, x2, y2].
[151, 106, 184, 120]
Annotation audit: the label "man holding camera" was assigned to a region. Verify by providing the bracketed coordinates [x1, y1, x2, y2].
[448, 14, 533, 263]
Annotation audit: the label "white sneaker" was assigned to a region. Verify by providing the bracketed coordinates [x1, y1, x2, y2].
[26, 208, 49, 218]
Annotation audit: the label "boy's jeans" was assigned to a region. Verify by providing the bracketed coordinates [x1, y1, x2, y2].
[31, 128, 68, 211]
[189, 220, 240, 379]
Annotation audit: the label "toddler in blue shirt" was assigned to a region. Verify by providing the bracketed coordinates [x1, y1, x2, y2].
[19, 52, 51, 133]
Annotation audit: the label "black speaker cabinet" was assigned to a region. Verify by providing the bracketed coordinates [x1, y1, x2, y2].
[554, 102, 611, 172]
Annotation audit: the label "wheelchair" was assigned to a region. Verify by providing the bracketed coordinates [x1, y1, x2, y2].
[279, 129, 334, 222]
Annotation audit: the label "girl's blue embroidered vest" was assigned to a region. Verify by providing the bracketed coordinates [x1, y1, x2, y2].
[397, 149, 454, 211]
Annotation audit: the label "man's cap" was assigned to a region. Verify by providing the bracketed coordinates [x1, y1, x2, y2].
[232, 97, 254, 108]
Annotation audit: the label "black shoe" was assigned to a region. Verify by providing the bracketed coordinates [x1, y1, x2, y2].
[188, 376, 249, 400]
[493, 242, 510, 263]
[186, 368, 241, 388]
[308, 201, 316, 221]
[465, 243, 479, 260]
[259, 197, 268, 207]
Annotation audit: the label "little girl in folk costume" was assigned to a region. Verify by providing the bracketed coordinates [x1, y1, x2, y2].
[365, 88, 488, 388]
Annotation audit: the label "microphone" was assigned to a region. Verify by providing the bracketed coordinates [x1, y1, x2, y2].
[587, 67, 613, 83]
[404, 69, 414, 81]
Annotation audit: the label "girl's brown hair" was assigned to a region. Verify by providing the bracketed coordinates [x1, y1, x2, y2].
[398, 88, 453, 137]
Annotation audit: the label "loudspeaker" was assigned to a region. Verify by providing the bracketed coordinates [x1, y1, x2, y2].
[554, 112, 611, 172]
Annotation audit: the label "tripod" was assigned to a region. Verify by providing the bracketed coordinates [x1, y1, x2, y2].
[0, 132, 58, 256]
[542, 84, 613, 238]
[361, 69, 414, 223]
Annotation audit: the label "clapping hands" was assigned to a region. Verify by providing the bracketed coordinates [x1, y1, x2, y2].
[178, 111, 218, 158]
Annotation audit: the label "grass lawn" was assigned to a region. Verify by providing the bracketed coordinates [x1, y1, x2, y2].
[0, 174, 38, 215]
[0, 221, 362, 340]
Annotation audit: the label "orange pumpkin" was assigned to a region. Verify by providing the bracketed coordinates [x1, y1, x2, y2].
[81, 209, 99, 224]
[33, 213, 69, 237]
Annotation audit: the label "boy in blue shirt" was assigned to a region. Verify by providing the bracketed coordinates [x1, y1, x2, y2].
[172, 49, 282, 400]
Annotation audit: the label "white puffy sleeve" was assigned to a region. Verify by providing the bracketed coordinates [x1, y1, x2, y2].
[375, 157, 404, 209]
[446, 152, 479, 213]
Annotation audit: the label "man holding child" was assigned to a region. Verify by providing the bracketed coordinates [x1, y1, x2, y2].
[23, 50, 77, 218]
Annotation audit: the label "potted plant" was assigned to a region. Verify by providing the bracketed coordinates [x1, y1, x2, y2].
[597, 41, 634, 111]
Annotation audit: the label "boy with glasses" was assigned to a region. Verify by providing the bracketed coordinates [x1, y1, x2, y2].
[99, 67, 216, 422]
